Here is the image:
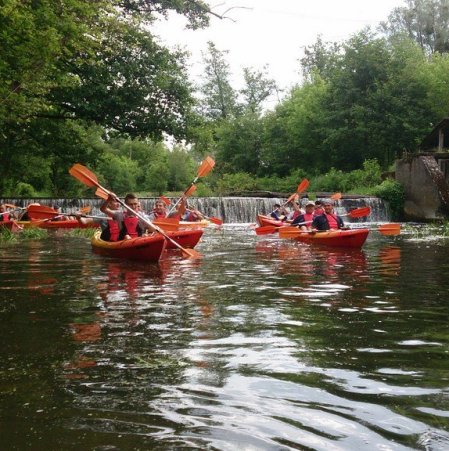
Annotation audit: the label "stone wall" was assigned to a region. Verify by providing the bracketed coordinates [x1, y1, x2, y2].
[396, 155, 449, 220]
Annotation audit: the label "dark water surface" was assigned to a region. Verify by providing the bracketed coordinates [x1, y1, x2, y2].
[1, 226, 448, 450]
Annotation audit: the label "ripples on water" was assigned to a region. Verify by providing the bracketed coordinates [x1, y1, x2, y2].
[1, 225, 449, 450]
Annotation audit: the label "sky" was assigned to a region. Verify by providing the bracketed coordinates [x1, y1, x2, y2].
[154, 0, 406, 102]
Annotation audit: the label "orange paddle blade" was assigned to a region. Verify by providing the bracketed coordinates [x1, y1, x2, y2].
[208, 216, 223, 226]
[197, 156, 215, 178]
[378, 223, 401, 236]
[27, 205, 59, 219]
[69, 163, 100, 189]
[255, 225, 279, 235]
[181, 248, 202, 259]
[348, 206, 371, 218]
[184, 185, 197, 197]
[331, 192, 342, 200]
[153, 217, 180, 231]
[159, 196, 171, 206]
[80, 206, 91, 214]
[278, 226, 303, 239]
[297, 179, 310, 193]
[95, 187, 109, 200]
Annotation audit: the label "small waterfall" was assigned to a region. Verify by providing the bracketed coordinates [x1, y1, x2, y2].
[1, 196, 390, 223]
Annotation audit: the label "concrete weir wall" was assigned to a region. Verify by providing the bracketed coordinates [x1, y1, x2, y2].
[396, 155, 449, 220]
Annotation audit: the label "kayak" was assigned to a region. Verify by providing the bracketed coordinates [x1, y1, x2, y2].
[179, 220, 210, 229]
[153, 219, 210, 229]
[164, 229, 203, 249]
[257, 214, 285, 228]
[0, 220, 22, 233]
[291, 228, 369, 248]
[18, 219, 98, 229]
[91, 231, 167, 261]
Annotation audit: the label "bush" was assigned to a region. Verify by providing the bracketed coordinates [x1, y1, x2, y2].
[15, 182, 37, 197]
[216, 173, 258, 195]
[373, 180, 404, 220]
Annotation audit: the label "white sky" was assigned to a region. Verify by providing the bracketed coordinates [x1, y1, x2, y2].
[154, 0, 405, 103]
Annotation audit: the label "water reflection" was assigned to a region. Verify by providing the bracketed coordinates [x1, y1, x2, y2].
[1, 229, 449, 450]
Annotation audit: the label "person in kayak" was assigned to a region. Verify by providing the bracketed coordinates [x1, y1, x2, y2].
[148, 199, 167, 221]
[312, 199, 345, 231]
[0, 204, 12, 221]
[271, 203, 288, 221]
[292, 201, 315, 230]
[102, 193, 157, 240]
[314, 200, 324, 216]
[286, 201, 302, 223]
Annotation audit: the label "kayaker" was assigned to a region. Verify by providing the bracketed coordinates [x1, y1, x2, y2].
[271, 204, 288, 221]
[148, 199, 167, 221]
[0, 204, 12, 221]
[103, 193, 157, 240]
[312, 199, 345, 231]
[18, 202, 40, 221]
[314, 200, 324, 216]
[292, 201, 315, 230]
[287, 201, 302, 222]
[182, 205, 205, 222]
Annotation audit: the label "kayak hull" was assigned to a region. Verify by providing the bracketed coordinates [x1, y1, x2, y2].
[91, 231, 167, 261]
[18, 220, 98, 229]
[293, 228, 369, 248]
[257, 214, 284, 228]
[0, 220, 21, 233]
[164, 229, 203, 249]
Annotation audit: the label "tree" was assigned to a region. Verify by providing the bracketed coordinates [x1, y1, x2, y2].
[240, 66, 277, 114]
[199, 41, 238, 120]
[380, 0, 449, 54]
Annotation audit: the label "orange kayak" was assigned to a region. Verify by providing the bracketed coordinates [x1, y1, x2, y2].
[18, 219, 98, 229]
[257, 214, 285, 228]
[91, 231, 167, 261]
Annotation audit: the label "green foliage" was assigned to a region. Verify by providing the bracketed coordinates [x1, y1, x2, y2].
[195, 183, 214, 197]
[373, 180, 405, 220]
[97, 154, 140, 195]
[15, 183, 37, 197]
[215, 173, 258, 195]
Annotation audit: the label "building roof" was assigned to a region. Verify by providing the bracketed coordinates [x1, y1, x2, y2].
[421, 117, 449, 150]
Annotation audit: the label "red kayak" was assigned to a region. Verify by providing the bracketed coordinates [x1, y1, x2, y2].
[291, 228, 369, 248]
[91, 231, 167, 261]
[19, 219, 98, 229]
[165, 229, 203, 249]
[257, 214, 285, 228]
[0, 220, 22, 233]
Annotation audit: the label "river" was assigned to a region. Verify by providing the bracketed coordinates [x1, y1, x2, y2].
[1, 225, 448, 450]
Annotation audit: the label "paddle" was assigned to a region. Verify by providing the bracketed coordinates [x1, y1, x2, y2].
[279, 223, 401, 239]
[69, 164, 201, 259]
[27, 205, 91, 220]
[283, 179, 310, 205]
[160, 195, 223, 226]
[341, 206, 371, 218]
[167, 157, 215, 215]
[331, 192, 342, 200]
[255, 220, 312, 236]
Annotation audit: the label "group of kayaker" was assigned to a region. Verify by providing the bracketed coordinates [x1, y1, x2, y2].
[77, 193, 206, 242]
[272, 199, 346, 232]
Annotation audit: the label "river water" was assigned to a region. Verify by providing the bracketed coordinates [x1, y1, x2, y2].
[1, 225, 448, 450]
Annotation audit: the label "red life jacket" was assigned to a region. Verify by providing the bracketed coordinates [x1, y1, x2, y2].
[152, 210, 166, 219]
[108, 219, 120, 242]
[122, 215, 141, 238]
[303, 213, 314, 224]
[314, 207, 324, 216]
[325, 213, 339, 229]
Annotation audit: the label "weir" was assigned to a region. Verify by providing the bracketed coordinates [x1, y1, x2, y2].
[1, 196, 390, 223]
